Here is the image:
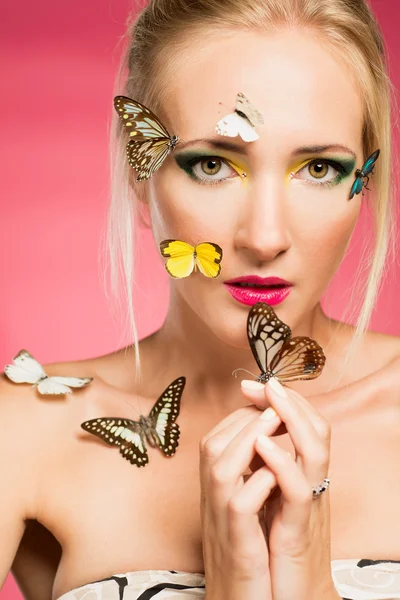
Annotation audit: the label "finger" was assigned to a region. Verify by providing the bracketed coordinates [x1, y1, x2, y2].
[241, 379, 310, 443]
[242, 378, 329, 437]
[199, 410, 258, 491]
[255, 433, 313, 530]
[265, 378, 331, 479]
[230, 465, 278, 517]
[199, 408, 272, 492]
[228, 466, 277, 547]
[242, 379, 330, 482]
[201, 405, 261, 445]
[206, 409, 281, 504]
[241, 381, 272, 410]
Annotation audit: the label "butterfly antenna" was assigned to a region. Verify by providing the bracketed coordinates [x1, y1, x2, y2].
[232, 368, 258, 378]
[120, 397, 141, 419]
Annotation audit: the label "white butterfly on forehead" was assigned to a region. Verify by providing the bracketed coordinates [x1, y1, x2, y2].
[234, 302, 326, 384]
[216, 92, 264, 142]
[4, 349, 93, 395]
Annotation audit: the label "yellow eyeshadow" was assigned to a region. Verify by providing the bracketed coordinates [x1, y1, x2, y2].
[225, 158, 248, 182]
[285, 159, 309, 183]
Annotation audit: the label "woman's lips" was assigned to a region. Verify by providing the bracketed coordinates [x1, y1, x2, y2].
[223, 276, 293, 306]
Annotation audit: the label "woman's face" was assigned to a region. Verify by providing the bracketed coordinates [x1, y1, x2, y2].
[145, 27, 364, 346]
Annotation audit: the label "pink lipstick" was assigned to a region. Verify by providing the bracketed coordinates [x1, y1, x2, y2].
[224, 275, 292, 306]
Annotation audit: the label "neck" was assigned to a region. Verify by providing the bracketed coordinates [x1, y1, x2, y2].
[137, 291, 343, 410]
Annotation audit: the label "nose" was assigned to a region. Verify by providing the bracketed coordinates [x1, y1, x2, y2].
[234, 176, 292, 262]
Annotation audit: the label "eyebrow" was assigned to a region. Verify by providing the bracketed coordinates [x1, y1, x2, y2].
[291, 144, 357, 159]
[175, 139, 357, 158]
[176, 138, 244, 153]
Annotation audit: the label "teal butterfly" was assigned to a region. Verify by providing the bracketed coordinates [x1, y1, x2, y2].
[349, 149, 380, 199]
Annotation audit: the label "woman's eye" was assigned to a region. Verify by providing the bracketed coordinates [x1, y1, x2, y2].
[199, 158, 222, 176]
[190, 157, 238, 183]
[294, 160, 342, 185]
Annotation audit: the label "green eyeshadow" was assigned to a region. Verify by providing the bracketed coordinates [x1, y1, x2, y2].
[174, 151, 217, 175]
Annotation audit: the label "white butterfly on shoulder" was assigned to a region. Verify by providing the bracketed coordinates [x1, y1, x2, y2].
[216, 92, 264, 142]
[4, 349, 93, 395]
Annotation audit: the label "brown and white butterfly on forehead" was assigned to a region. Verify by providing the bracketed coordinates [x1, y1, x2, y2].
[114, 95, 179, 181]
[216, 92, 264, 143]
[81, 376, 186, 468]
[234, 302, 326, 384]
[4, 349, 93, 395]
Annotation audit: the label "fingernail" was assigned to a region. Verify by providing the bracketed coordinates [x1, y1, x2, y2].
[256, 434, 275, 449]
[260, 406, 278, 421]
[242, 379, 265, 400]
[267, 377, 288, 399]
[241, 380, 265, 393]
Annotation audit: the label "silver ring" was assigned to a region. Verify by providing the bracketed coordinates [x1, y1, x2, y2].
[312, 478, 330, 498]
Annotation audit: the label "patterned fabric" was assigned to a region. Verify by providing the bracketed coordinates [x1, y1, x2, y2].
[57, 570, 206, 600]
[57, 560, 400, 600]
[332, 559, 400, 600]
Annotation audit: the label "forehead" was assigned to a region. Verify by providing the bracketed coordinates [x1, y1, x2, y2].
[160, 28, 364, 149]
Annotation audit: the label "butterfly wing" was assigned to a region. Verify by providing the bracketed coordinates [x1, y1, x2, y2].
[37, 379, 72, 395]
[235, 92, 264, 127]
[361, 149, 380, 176]
[127, 138, 173, 181]
[114, 96, 171, 140]
[159, 239, 196, 278]
[81, 418, 149, 467]
[148, 376, 186, 457]
[349, 176, 363, 199]
[216, 112, 259, 142]
[194, 243, 223, 278]
[247, 303, 292, 378]
[4, 349, 46, 384]
[269, 336, 326, 383]
[49, 376, 93, 388]
[114, 96, 178, 180]
[37, 376, 93, 395]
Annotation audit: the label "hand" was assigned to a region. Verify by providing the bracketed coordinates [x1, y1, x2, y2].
[199, 403, 282, 600]
[242, 378, 341, 600]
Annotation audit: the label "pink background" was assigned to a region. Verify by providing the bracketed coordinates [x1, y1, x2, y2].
[1, 0, 399, 598]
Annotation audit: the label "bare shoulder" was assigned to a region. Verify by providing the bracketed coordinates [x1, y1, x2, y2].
[333, 329, 400, 422]
[362, 329, 400, 395]
[363, 328, 400, 364]
[0, 346, 137, 421]
[0, 347, 137, 516]
[320, 325, 400, 428]
[43, 345, 138, 391]
[0, 344, 153, 453]
[357, 331, 400, 394]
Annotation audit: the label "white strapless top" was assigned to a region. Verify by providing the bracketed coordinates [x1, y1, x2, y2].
[57, 559, 400, 600]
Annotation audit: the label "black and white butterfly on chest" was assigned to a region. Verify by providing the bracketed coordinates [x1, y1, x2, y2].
[81, 376, 186, 468]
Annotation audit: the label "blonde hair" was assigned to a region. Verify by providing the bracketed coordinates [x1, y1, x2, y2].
[106, 0, 397, 380]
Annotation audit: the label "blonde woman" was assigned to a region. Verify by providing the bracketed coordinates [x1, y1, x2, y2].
[1, 1, 399, 599]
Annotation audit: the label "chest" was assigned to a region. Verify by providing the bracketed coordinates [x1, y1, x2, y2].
[43, 410, 400, 577]
[328, 418, 400, 560]
[274, 412, 400, 561]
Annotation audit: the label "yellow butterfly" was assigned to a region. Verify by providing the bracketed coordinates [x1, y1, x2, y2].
[159, 240, 223, 279]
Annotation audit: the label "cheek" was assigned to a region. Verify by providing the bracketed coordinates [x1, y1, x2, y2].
[147, 174, 235, 244]
[295, 193, 361, 274]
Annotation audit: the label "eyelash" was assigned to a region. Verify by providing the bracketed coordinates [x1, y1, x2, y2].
[184, 157, 238, 185]
[294, 159, 348, 188]
[182, 156, 348, 187]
